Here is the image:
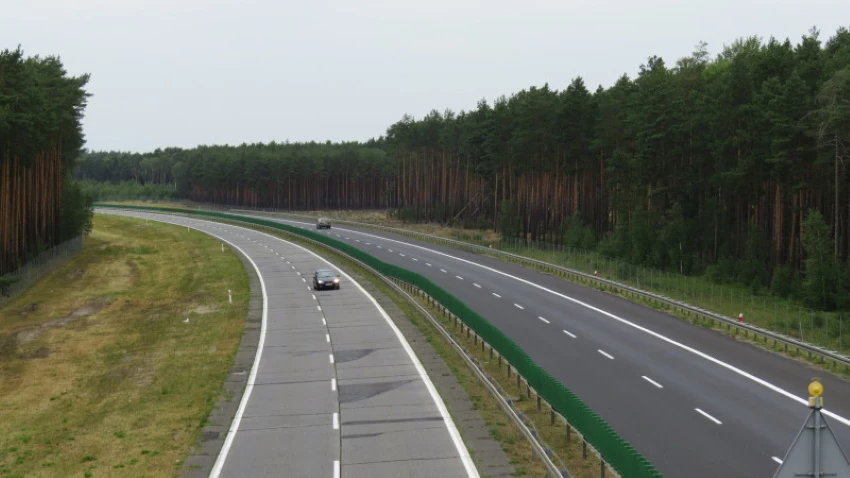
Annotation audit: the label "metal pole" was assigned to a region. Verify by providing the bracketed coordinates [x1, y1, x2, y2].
[815, 410, 822, 478]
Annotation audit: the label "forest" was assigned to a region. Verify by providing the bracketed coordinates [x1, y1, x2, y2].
[76, 27, 850, 309]
[0, 47, 93, 278]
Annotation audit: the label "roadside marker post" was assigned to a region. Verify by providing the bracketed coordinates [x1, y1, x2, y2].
[228, 289, 232, 304]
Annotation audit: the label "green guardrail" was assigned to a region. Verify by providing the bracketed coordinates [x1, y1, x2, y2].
[98, 204, 662, 478]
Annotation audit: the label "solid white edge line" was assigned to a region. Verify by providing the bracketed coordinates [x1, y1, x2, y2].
[598, 349, 614, 360]
[771, 456, 783, 465]
[255, 219, 850, 428]
[538, 316, 550, 324]
[333, 412, 339, 430]
[103, 212, 269, 478]
[563, 329, 576, 338]
[641, 375, 663, 389]
[695, 408, 722, 425]
[333, 460, 340, 478]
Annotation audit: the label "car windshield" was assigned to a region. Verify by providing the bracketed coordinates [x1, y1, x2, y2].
[316, 270, 336, 279]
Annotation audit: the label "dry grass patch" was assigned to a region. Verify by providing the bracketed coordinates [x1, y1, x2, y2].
[0, 214, 248, 477]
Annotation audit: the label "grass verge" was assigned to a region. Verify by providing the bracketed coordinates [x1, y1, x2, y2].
[209, 218, 609, 478]
[0, 214, 249, 477]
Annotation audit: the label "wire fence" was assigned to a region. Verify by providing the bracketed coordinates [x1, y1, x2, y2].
[487, 236, 848, 357]
[0, 236, 84, 307]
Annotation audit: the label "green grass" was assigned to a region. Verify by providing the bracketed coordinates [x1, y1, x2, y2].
[0, 214, 249, 477]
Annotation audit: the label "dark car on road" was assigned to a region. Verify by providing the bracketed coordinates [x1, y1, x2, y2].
[317, 217, 331, 229]
[313, 269, 340, 290]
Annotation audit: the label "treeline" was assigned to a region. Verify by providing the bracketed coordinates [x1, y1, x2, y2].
[76, 27, 850, 309]
[75, 143, 393, 209]
[0, 48, 93, 276]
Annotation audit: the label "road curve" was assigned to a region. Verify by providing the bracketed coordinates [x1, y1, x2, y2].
[240, 211, 850, 478]
[101, 210, 477, 478]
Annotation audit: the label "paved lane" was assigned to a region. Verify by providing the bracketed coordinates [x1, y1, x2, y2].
[242, 212, 850, 477]
[101, 210, 477, 478]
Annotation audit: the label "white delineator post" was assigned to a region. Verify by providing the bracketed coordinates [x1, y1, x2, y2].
[221, 243, 224, 253]
[228, 289, 233, 304]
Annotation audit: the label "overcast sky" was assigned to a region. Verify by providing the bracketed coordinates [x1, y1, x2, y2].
[3, 1, 848, 152]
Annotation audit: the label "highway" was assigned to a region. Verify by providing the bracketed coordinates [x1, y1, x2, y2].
[240, 211, 850, 477]
[102, 210, 478, 478]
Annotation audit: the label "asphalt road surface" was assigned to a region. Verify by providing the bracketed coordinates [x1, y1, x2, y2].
[102, 210, 478, 478]
[239, 211, 850, 478]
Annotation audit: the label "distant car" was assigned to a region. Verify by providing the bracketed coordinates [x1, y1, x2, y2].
[313, 269, 340, 290]
[317, 217, 331, 229]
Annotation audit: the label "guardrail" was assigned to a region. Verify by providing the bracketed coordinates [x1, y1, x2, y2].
[97, 204, 661, 478]
[229, 208, 850, 372]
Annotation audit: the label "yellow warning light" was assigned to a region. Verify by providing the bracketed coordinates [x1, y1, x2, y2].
[809, 380, 824, 398]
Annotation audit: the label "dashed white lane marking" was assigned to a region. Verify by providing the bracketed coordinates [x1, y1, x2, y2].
[345, 237, 350, 240]
[598, 350, 615, 360]
[377, 245, 382, 249]
[492, 293, 501, 298]
[333, 460, 340, 478]
[329, 354, 334, 364]
[771, 456, 783, 465]
[297, 272, 301, 276]
[312, 294, 316, 300]
[331, 379, 337, 391]
[307, 287, 311, 291]
[440, 268, 447, 273]
[365, 242, 370, 245]
[642, 376, 663, 389]
[563, 330, 576, 338]
[336, 234, 341, 237]
[473, 283, 481, 288]
[332, 412, 339, 430]
[514, 303, 524, 310]
[326, 333, 330, 343]
[388, 249, 394, 252]
[412, 258, 418, 261]
[317, 305, 322, 311]
[538, 316, 550, 324]
[695, 408, 722, 425]
[455, 275, 463, 280]
[426, 263, 432, 267]
[322, 318, 327, 326]
[355, 239, 361, 242]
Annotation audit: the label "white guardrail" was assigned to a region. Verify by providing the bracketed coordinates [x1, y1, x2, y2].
[230, 208, 850, 372]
